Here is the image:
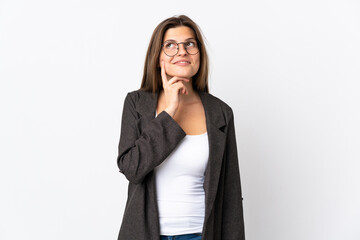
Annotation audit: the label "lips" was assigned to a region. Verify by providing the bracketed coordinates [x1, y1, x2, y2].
[173, 60, 191, 64]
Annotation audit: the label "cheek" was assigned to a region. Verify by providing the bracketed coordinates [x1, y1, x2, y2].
[159, 53, 164, 63]
[196, 59, 200, 68]
[159, 53, 172, 66]
[194, 57, 200, 71]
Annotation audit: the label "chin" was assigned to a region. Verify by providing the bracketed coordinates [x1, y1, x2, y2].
[168, 70, 196, 79]
[176, 73, 194, 79]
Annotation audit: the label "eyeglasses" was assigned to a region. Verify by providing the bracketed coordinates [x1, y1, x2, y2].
[161, 40, 200, 57]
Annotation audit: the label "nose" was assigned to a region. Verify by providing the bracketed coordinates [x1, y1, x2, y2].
[177, 43, 188, 56]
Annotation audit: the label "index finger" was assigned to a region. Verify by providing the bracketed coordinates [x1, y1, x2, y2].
[160, 61, 167, 86]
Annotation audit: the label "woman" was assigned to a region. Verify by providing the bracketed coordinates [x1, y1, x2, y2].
[116, 15, 245, 240]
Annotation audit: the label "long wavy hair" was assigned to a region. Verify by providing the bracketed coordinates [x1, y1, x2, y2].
[140, 15, 209, 96]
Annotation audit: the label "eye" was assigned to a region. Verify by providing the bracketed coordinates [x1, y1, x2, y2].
[186, 41, 196, 47]
[164, 42, 176, 48]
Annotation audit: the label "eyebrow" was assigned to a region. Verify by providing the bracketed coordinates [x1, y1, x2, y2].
[164, 38, 196, 42]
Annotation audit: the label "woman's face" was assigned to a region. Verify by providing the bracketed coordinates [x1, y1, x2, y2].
[159, 26, 200, 80]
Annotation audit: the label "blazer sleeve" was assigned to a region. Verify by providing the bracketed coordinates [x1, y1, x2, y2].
[221, 109, 246, 239]
[116, 92, 186, 184]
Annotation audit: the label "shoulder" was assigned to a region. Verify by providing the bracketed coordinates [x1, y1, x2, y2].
[124, 89, 154, 104]
[201, 91, 235, 120]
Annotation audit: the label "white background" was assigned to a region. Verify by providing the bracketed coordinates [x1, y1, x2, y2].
[1, 0, 359, 239]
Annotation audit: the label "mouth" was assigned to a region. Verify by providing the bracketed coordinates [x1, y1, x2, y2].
[173, 60, 191, 65]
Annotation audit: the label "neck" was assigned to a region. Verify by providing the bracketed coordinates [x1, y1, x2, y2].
[182, 78, 196, 99]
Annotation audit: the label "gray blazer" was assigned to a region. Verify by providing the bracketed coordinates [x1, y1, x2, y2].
[116, 89, 245, 240]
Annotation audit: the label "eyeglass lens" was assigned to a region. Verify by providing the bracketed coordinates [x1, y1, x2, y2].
[162, 40, 199, 56]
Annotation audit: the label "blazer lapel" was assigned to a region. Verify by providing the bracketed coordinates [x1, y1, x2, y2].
[134, 90, 227, 228]
[198, 91, 227, 228]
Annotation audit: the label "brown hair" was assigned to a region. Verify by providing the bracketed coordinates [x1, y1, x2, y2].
[139, 15, 209, 95]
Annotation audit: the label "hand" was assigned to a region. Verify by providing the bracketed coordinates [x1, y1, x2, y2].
[160, 61, 189, 117]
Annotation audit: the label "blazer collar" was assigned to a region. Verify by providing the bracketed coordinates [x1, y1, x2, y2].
[134, 90, 226, 130]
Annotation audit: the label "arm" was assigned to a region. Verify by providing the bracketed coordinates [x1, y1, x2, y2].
[116, 92, 186, 184]
[221, 110, 246, 239]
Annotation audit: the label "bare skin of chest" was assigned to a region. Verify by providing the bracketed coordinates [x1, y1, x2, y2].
[157, 95, 207, 135]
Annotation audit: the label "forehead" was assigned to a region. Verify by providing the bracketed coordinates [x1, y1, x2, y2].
[163, 26, 196, 41]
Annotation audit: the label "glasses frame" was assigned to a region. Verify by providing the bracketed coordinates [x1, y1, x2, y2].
[161, 40, 200, 57]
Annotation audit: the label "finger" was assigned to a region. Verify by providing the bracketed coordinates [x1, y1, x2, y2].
[160, 61, 167, 87]
[172, 82, 188, 94]
[167, 76, 190, 86]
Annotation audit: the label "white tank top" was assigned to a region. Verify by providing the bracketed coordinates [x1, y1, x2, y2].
[154, 111, 209, 235]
